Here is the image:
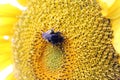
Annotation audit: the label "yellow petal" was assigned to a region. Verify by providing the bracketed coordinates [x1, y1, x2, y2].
[0, 42, 12, 71]
[17, 0, 27, 6]
[97, 0, 115, 10]
[0, 4, 22, 17]
[5, 72, 16, 80]
[0, 17, 18, 35]
[0, 17, 17, 26]
[97, 0, 120, 19]
[0, 60, 12, 71]
[106, 0, 120, 19]
[112, 18, 120, 54]
[0, 42, 11, 53]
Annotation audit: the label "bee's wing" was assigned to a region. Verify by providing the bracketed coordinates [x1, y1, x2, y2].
[42, 33, 52, 41]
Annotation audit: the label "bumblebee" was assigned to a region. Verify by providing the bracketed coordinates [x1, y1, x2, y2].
[42, 30, 64, 44]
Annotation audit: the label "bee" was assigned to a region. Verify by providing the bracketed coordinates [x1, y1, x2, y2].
[42, 29, 64, 44]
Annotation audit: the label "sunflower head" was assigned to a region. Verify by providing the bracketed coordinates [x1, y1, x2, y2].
[11, 0, 120, 80]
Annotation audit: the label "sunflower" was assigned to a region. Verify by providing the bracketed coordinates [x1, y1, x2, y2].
[0, 0, 120, 80]
[0, 0, 26, 80]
